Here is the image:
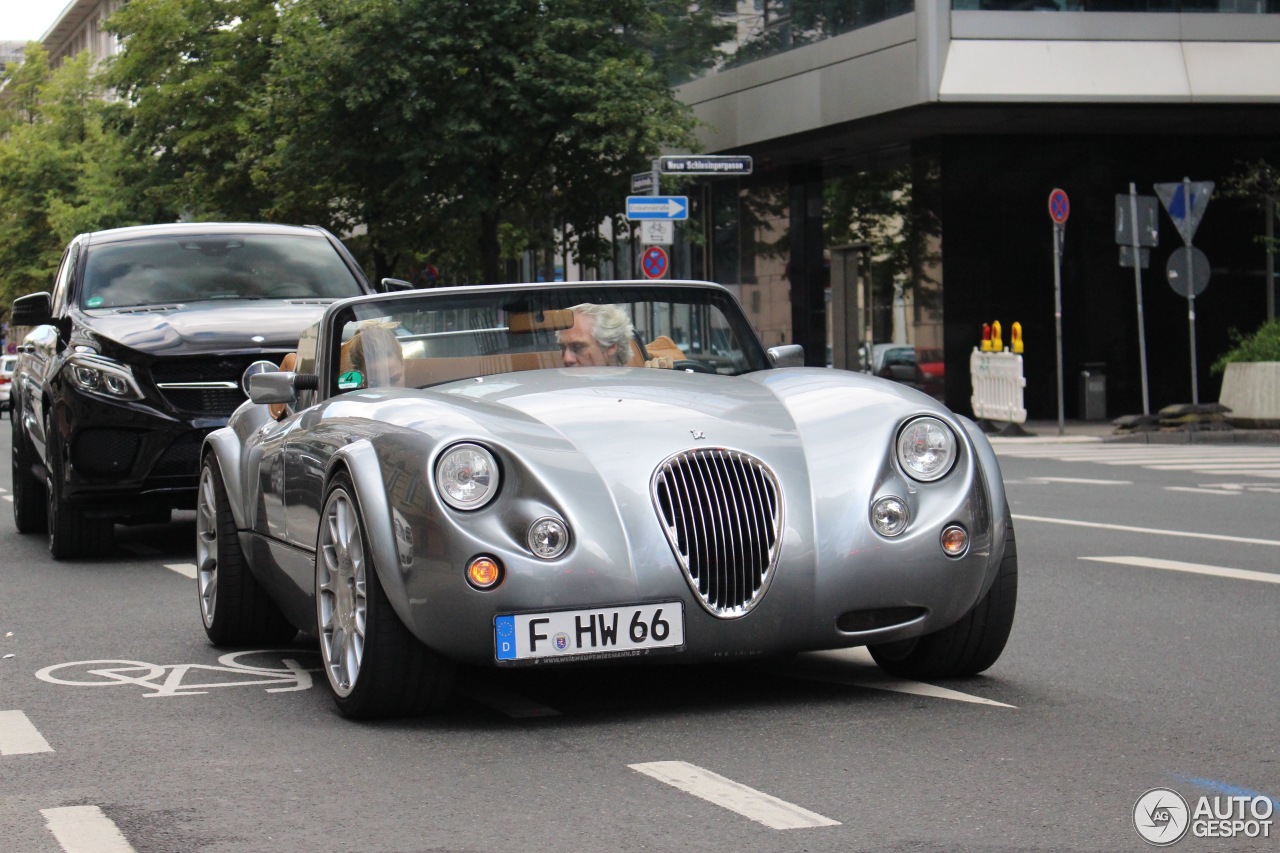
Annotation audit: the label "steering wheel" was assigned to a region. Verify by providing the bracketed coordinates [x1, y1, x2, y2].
[673, 359, 715, 374]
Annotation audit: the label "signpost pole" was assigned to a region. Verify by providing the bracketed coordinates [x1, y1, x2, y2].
[1053, 221, 1065, 436]
[1183, 177, 1199, 405]
[1129, 183, 1151, 416]
[1267, 196, 1276, 322]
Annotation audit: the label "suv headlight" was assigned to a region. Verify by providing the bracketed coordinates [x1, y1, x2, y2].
[65, 354, 144, 402]
[896, 416, 957, 482]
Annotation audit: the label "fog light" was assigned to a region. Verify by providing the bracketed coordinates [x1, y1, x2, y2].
[940, 524, 969, 557]
[466, 555, 503, 589]
[871, 496, 910, 537]
[527, 516, 569, 559]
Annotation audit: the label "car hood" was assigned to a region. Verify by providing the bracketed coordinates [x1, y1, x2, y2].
[73, 300, 334, 357]
[436, 368, 802, 463]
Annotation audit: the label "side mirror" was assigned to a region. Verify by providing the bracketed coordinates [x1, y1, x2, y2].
[249, 371, 298, 405]
[767, 344, 805, 368]
[11, 292, 53, 327]
[379, 277, 414, 293]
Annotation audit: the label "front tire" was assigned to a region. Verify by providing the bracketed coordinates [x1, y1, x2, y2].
[316, 472, 453, 719]
[869, 515, 1018, 679]
[196, 454, 296, 646]
[45, 437, 113, 560]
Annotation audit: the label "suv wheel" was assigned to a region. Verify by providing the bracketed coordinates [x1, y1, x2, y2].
[46, 439, 113, 560]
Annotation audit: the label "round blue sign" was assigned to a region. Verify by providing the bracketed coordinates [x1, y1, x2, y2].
[1048, 188, 1070, 224]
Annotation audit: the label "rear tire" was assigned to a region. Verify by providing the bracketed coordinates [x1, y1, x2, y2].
[196, 454, 296, 646]
[46, 439, 113, 560]
[869, 515, 1018, 679]
[316, 472, 453, 719]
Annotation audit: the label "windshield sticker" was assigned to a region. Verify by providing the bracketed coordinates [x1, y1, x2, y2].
[85, 296, 104, 308]
[338, 370, 363, 390]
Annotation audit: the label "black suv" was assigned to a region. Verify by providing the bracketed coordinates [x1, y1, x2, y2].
[10, 222, 385, 558]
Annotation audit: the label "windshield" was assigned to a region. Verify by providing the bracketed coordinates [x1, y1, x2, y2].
[80, 233, 363, 309]
[330, 284, 769, 392]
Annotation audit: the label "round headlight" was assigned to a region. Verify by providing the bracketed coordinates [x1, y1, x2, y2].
[527, 516, 570, 559]
[896, 417, 957, 482]
[435, 443, 499, 510]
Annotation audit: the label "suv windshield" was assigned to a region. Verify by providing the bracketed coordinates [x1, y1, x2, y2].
[80, 233, 363, 309]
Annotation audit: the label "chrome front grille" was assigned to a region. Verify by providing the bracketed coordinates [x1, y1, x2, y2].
[652, 448, 782, 618]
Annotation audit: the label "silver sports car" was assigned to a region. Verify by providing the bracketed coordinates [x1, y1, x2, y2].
[198, 280, 1016, 719]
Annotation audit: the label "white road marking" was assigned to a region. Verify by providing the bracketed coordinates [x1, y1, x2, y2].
[1027, 477, 1131, 485]
[1164, 486, 1239, 496]
[1013, 514, 1280, 547]
[457, 683, 561, 718]
[1082, 556, 1280, 585]
[1, 495, 11, 503]
[42, 806, 136, 853]
[0, 710, 54, 755]
[776, 648, 1016, 708]
[164, 563, 197, 579]
[629, 761, 841, 830]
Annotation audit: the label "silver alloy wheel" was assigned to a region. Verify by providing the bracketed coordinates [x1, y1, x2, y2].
[195, 465, 219, 629]
[318, 488, 367, 698]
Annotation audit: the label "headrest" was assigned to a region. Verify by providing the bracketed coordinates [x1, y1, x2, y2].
[508, 309, 574, 333]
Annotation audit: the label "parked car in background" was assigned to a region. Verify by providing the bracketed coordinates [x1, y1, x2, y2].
[915, 347, 945, 400]
[9, 222, 389, 559]
[0, 354, 17, 411]
[199, 280, 1017, 719]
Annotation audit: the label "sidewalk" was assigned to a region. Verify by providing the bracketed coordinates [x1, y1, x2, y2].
[986, 419, 1280, 445]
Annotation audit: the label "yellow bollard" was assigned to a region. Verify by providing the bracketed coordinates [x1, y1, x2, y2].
[991, 320, 1003, 352]
[1011, 321, 1023, 354]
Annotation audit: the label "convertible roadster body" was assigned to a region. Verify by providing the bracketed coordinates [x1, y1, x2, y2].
[199, 281, 1016, 718]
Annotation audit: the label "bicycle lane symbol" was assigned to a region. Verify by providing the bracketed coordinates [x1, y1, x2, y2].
[35, 650, 319, 697]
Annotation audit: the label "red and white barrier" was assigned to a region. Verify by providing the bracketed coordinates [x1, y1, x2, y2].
[970, 349, 1026, 425]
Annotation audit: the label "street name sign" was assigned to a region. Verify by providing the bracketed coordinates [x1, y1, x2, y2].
[658, 155, 753, 176]
[631, 172, 656, 194]
[626, 196, 688, 221]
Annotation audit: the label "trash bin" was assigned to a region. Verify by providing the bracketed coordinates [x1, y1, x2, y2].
[1079, 363, 1106, 421]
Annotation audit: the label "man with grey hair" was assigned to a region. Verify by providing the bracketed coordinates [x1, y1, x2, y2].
[557, 303, 635, 367]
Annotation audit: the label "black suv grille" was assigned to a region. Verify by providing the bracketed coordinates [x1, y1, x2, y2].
[150, 355, 278, 416]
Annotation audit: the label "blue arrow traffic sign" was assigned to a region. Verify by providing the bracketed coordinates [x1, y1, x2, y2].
[626, 196, 688, 221]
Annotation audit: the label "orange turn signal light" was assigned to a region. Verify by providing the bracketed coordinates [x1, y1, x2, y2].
[940, 525, 969, 557]
[466, 556, 503, 590]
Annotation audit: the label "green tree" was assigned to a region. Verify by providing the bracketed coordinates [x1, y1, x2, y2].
[250, 0, 701, 283]
[103, 0, 282, 220]
[0, 47, 167, 312]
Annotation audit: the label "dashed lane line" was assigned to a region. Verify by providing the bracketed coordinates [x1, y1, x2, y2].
[1082, 556, 1280, 585]
[629, 761, 841, 830]
[164, 563, 197, 579]
[767, 647, 1016, 708]
[0, 710, 54, 755]
[42, 806, 136, 853]
[1013, 514, 1280, 547]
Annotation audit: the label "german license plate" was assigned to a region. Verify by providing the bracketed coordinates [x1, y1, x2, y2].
[495, 602, 685, 662]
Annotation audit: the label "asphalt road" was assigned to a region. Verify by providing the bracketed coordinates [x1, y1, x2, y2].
[2, 428, 1277, 853]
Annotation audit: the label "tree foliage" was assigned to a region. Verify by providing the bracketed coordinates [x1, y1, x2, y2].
[0, 46, 170, 315]
[101, 0, 708, 283]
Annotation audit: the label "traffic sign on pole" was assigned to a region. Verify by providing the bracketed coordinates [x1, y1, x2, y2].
[640, 220, 673, 245]
[630, 172, 656, 194]
[1155, 179, 1214, 245]
[641, 246, 669, 279]
[626, 196, 688, 221]
[1115, 194, 1158, 247]
[1048, 188, 1070, 224]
